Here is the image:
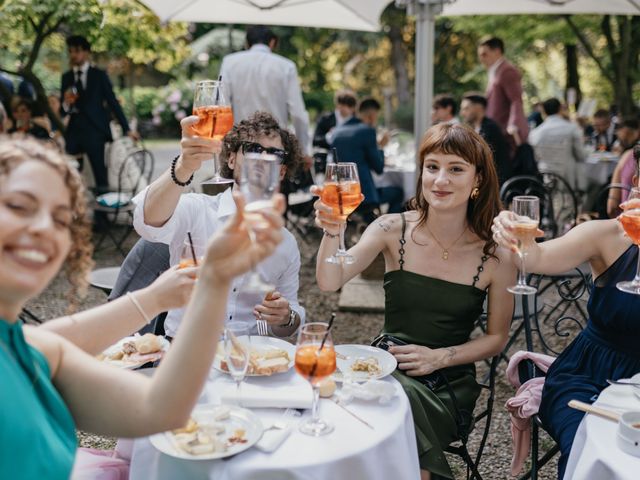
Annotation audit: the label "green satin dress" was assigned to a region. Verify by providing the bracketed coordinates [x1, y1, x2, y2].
[0, 319, 76, 479]
[383, 213, 487, 478]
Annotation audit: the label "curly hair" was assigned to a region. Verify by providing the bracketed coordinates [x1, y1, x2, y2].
[219, 111, 302, 180]
[407, 123, 502, 259]
[0, 135, 93, 311]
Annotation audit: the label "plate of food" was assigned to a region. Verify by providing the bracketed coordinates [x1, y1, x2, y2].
[150, 404, 263, 460]
[213, 336, 295, 376]
[97, 333, 169, 369]
[333, 344, 397, 382]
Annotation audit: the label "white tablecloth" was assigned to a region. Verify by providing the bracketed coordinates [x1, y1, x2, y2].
[577, 153, 619, 191]
[129, 368, 420, 480]
[564, 383, 640, 480]
[373, 166, 416, 203]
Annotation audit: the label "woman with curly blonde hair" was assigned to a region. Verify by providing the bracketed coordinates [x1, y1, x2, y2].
[0, 135, 285, 479]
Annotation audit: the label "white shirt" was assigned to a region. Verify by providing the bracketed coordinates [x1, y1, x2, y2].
[132, 187, 305, 338]
[528, 114, 586, 189]
[73, 62, 90, 90]
[487, 57, 505, 86]
[220, 44, 311, 155]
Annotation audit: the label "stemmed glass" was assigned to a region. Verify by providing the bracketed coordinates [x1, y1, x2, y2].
[224, 322, 251, 405]
[617, 187, 640, 294]
[178, 238, 204, 269]
[294, 322, 336, 436]
[322, 162, 363, 265]
[507, 196, 540, 295]
[192, 80, 234, 184]
[239, 152, 281, 293]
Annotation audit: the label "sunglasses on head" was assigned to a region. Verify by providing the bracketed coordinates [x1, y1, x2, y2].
[240, 141, 287, 163]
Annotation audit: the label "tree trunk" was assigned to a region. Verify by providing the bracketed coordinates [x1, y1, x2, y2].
[564, 44, 581, 107]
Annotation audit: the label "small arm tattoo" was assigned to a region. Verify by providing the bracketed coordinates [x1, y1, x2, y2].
[445, 347, 456, 361]
[376, 217, 395, 232]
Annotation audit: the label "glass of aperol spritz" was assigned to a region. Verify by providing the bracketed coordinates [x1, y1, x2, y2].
[617, 187, 640, 294]
[294, 322, 336, 436]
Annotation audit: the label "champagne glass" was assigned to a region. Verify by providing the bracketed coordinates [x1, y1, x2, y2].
[192, 80, 234, 184]
[178, 238, 204, 269]
[224, 322, 251, 405]
[617, 187, 640, 294]
[239, 152, 281, 293]
[322, 162, 363, 265]
[66, 86, 79, 114]
[294, 322, 336, 436]
[507, 196, 540, 295]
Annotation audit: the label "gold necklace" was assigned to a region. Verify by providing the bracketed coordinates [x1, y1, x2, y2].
[424, 222, 468, 260]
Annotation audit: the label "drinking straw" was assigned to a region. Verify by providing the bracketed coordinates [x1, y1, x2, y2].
[215, 74, 222, 102]
[187, 232, 198, 266]
[331, 148, 344, 216]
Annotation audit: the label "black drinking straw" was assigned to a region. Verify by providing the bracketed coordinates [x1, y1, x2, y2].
[215, 74, 222, 102]
[331, 148, 344, 216]
[309, 313, 336, 378]
[187, 232, 198, 266]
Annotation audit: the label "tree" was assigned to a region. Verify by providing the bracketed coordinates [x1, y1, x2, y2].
[0, 0, 188, 131]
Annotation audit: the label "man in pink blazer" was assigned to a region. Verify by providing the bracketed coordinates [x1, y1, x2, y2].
[478, 37, 529, 148]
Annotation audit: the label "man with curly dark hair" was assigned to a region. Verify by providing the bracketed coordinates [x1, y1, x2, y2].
[133, 111, 305, 340]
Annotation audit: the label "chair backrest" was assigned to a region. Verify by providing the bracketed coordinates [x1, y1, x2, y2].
[117, 149, 155, 197]
[593, 183, 632, 219]
[500, 172, 578, 239]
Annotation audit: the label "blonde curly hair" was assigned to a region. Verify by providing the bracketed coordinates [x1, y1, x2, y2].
[0, 135, 93, 311]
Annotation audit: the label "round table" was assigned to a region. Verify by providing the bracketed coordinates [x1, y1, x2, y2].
[564, 382, 640, 480]
[577, 153, 619, 191]
[128, 369, 420, 480]
[373, 165, 416, 203]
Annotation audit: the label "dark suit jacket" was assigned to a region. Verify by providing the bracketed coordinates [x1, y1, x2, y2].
[479, 116, 511, 184]
[61, 66, 129, 153]
[331, 117, 384, 206]
[313, 111, 336, 150]
[486, 59, 529, 141]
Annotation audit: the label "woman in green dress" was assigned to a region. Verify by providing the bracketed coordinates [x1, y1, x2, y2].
[314, 123, 515, 479]
[0, 136, 284, 479]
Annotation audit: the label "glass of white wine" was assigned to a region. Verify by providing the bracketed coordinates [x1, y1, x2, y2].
[224, 322, 251, 405]
[507, 196, 540, 295]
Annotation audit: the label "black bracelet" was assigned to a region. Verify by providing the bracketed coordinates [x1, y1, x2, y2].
[323, 229, 339, 239]
[170, 155, 194, 187]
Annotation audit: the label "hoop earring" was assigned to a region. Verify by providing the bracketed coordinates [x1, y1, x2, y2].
[470, 187, 480, 200]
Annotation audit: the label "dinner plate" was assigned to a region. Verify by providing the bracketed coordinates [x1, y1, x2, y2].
[149, 404, 263, 460]
[99, 335, 170, 370]
[332, 344, 397, 382]
[213, 335, 295, 376]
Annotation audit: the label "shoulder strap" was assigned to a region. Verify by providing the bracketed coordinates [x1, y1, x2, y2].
[472, 254, 490, 288]
[398, 213, 407, 271]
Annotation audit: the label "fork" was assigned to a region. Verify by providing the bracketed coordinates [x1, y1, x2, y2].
[256, 317, 269, 336]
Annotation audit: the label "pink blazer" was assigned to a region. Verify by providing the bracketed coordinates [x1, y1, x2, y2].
[486, 60, 529, 142]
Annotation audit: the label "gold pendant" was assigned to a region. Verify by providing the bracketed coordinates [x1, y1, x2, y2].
[442, 250, 449, 260]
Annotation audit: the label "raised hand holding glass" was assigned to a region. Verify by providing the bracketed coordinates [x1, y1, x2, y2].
[507, 196, 540, 295]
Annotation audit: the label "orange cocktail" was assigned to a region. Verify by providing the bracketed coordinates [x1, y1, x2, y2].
[320, 181, 363, 219]
[620, 210, 640, 245]
[295, 345, 336, 386]
[192, 105, 234, 141]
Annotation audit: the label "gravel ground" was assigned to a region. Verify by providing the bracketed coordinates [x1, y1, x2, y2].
[28, 215, 583, 479]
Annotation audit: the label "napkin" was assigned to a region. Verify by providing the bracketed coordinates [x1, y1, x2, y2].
[254, 409, 301, 453]
[220, 382, 313, 409]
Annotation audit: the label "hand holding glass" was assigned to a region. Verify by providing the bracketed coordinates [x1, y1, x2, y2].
[294, 322, 336, 436]
[322, 162, 363, 265]
[192, 80, 234, 184]
[178, 239, 204, 269]
[617, 187, 640, 294]
[507, 196, 540, 295]
[224, 323, 251, 405]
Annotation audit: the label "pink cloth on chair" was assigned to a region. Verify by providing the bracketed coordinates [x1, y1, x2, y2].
[505, 351, 555, 477]
[70, 447, 129, 480]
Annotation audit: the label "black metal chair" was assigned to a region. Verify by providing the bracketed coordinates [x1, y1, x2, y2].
[516, 268, 590, 480]
[593, 183, 632, 219]
[93, 149, 154, 257]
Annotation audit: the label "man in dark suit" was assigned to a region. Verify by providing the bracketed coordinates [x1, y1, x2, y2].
[331, 98, 403, 223]
[460, 92, 511, 185]
[478, 37, 529, 150]
[312, 89, 357, 172]
[61, 35, 136, 192]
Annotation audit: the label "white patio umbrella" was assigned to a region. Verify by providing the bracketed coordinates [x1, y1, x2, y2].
[405, 0, 640, 148]
[139, 0, 390, 32]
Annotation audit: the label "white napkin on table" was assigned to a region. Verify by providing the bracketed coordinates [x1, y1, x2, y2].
[220, 382, 313, 409]
[254, 409, 301, 453]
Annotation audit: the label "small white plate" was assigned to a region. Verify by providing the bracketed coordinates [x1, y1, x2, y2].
[333, 344, 397, 382]
[150, 405, 263, 460]
[100, 335, 170, 370]
[213, 336, 295, 376]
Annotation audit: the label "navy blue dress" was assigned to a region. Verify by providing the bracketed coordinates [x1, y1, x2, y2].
[538, 245, 640, 479]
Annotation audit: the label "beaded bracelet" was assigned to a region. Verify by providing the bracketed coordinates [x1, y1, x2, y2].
[170, 155, 194, 187]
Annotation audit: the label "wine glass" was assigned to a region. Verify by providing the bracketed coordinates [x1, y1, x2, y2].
[178, 238, 204, 269]
[239, 152, 281, 293]
[224, 322, 251, 406]
[294, 322, 336, 436]
[192, 80, 234, 184]
[617, 187, 640, 294]
[322, 162, 363, 265]
[507, 196, 540, 295]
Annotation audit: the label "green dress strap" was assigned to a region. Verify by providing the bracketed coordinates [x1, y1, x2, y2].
[0, 319, 76, 480]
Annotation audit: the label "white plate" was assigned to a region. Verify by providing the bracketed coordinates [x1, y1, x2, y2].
[333, 344, 397, 382]
[150, 405, 263, 460]
[213, 336, 295, 376]
[100, 335, 170, 370]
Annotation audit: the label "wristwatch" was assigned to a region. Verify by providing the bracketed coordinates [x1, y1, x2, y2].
[279, 307, 297, 328]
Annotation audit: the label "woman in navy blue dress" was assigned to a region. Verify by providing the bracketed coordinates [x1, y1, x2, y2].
[492, 152, 640, 478]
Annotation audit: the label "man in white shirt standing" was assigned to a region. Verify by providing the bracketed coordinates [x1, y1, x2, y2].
[133, 111, 305, 339]
[528, 97, 586, 189]
[221, 25, 311, 160]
